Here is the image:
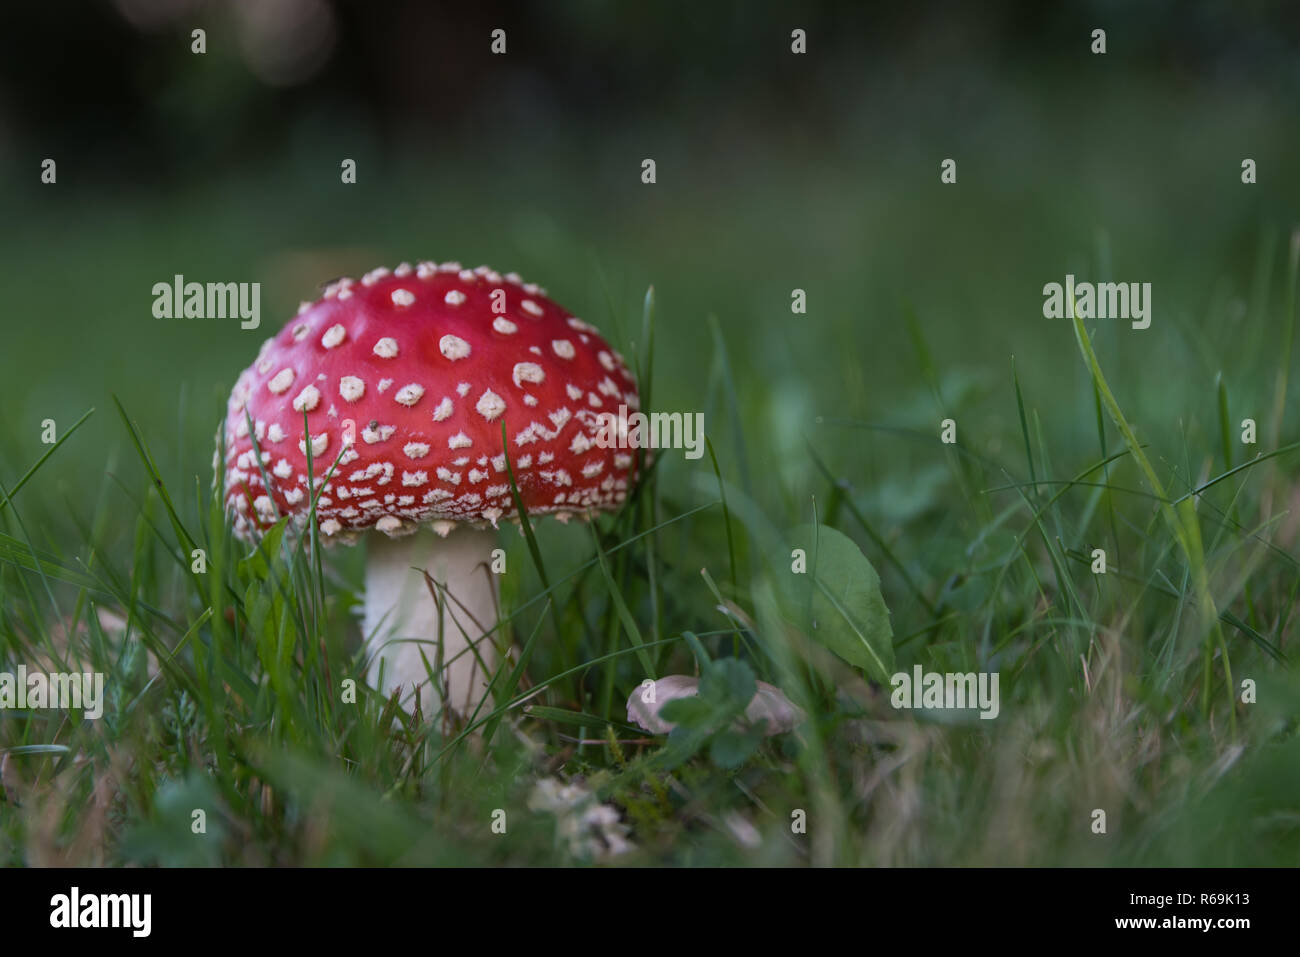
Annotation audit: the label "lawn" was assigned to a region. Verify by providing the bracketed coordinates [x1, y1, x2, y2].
[1, 35, 1299, 866]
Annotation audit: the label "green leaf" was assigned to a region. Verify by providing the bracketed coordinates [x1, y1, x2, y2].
[237, 517, 288, 581]
[658, 695, 714, 727]
[699, 657, 756, 712]
[782, 524, 894, 682]
[709, 726, 764, 769]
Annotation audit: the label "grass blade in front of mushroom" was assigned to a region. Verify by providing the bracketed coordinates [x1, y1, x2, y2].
[498, 420, 575, 704]
[587, 520, 654, 681]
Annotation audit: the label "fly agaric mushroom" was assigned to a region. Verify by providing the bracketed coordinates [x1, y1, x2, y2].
[220, 262, 640, 720]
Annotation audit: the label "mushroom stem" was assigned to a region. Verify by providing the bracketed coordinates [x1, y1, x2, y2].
[362, 525, 500, 723]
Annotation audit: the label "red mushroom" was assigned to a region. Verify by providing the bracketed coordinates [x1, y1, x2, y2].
[220, 262, 641, 722]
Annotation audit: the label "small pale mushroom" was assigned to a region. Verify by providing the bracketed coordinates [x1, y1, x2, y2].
[625, 675, 806, 735]
[220, 262, 641, 722]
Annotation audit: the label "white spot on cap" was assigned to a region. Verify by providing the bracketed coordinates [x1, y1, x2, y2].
[513, 362, 544, 387]
[456, 382, 471, 396]
[378, 378, 393, 393]
[449, 432, 472, 449]
[361, 267, 390, 286]
[432, 397, 453, 421]
[523, 394, 538, 406]
[521, 299, 543, 317]
[552, 339, 575, 359]
[292, 385, 321, 412]
[566, 384, 583, 400]
[476, 390, 506, 421]
[374, 337, 399, 358]
[298, 433, 329, 457]
[292, 323, 311, 341]
[582, 461, 604, 478]
[321, 324, 346, 349]
[403, 442, 430, 459]
[391, 288, 415, 307]
[297, 302, 313, 315]
[267, 424, 286, 443]
[436, 467, 461, 485]
[376, 515, 404, 535]
[321, 519, 342, 536]
[493, 317, 517, 334]
[440, 335, 471, 360]
[401, 470, 428, 487]
[273, 459, 293, 479]
[268, 368, 295, 394]
[468, 468, 488, 483]
[284, 487, 305, 505]
[339, 376, 365, 402]
[395, 383, 425, 406]
[445, 290, 467, 306]
[362, 423, 396, 444]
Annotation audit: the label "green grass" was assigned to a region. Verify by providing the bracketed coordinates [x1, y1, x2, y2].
[3, 77, 1300, 865]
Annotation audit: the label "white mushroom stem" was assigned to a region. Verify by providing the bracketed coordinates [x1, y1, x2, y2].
[362, 525, 499, 723]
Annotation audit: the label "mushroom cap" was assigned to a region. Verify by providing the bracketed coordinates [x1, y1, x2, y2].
[220, 262, 641, 543]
